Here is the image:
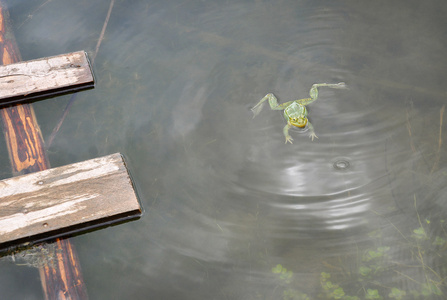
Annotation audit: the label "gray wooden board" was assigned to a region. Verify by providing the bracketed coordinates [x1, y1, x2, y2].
[0, 51, 94, 105]
[0, 153, 141, 246]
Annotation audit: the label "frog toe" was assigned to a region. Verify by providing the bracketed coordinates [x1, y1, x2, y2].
[309, 134, 318, 141]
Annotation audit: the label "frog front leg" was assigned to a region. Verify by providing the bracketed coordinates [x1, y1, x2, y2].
[307, 121, 318, 141]
[283, 121, 317, 143]
[283, 122, 294, 144]
[252, 93, 295, 118]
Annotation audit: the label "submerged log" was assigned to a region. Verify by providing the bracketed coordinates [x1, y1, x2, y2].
[0, 2, 88, 299]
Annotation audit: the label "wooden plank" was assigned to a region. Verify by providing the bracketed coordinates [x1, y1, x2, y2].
[1, 3, 89, 298]
[0, 153, 141, 247]
[0, 51, 94, 105]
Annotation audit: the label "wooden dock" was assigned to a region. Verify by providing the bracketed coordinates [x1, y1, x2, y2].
[0, 51, 94, 105]
[0, 1, 140, 298]
[0, 153, 142, 249]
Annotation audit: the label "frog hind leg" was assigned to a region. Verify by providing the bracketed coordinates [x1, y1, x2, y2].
[297, 82, 348, 106]
[252, 93, 293, 118]
[309, 82, 348, 99]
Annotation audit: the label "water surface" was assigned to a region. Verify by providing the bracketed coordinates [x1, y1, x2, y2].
[1, 0, 447, 299]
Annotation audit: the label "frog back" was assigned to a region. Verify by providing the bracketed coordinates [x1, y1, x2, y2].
[283, 102, 307, 120]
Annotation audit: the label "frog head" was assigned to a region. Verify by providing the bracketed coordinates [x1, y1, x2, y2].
[289, 116, 308, 128]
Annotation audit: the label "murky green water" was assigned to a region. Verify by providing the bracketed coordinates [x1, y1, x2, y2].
[1, 0, 447, 299]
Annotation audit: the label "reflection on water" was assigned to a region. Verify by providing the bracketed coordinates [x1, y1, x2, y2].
[0, 0, 447, 299]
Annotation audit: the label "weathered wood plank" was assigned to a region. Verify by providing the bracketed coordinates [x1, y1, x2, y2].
[0, 51, 94, 104]
[0, 153, 141, 247]
[1, 3, 88, 298]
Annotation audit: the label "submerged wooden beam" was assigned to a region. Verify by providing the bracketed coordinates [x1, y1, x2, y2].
[0, 2, 89, 298]
[0, 153, 141, 247]
[0, 51, 94, 105]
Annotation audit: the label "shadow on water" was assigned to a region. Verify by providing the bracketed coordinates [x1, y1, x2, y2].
[0, 0, 446, 299]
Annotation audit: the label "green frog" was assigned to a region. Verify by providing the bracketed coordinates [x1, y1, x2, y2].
[251, 82, 347, 144]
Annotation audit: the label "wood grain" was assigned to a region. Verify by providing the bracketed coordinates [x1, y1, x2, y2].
[0, 2, 89, 298]
[0, 153, 141, 246]
[0, 51, 94, 104]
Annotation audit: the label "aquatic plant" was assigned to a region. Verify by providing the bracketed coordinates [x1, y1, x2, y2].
[319, 209, 446, 299]
[271, 264, 310, 300]
[272, 264, 294, 284]
[2, 242, 61, 268]
[272, 210, 446, 299]
[364, 289, 381, 300]
[320, 272, 358, 300]
[388, 287, 406, 299]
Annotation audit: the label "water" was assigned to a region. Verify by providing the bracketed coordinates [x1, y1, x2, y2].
[1, 0, 447, 299]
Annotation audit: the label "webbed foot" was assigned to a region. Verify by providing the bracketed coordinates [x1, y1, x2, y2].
[251, 102, 265, 118]
[331, 82, 348, 89]
[285, 135, 294, 144]
[313, 82, 348, 89]
[309, 132, 318, 141]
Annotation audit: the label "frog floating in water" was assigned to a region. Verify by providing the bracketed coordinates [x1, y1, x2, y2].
[251, 82, 347, 144]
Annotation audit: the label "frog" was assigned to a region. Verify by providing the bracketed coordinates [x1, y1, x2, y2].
[251, 82, 347, 144]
